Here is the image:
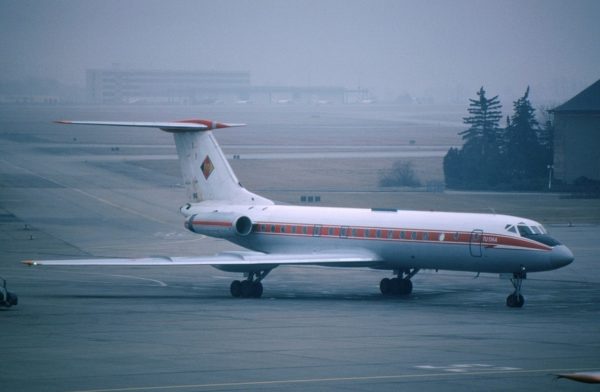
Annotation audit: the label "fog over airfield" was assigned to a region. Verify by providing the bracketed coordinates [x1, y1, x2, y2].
[0, 0, 599, 103]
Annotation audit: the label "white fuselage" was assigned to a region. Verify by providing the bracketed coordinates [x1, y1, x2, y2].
[183, 203, 572, 274]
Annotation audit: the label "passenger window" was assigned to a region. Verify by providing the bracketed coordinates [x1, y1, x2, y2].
[423, 232, 429, 241]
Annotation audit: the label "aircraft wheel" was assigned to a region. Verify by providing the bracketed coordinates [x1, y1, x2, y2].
[8, 292, 18, 306]
[230, 280, 242, 298]
[506, 293, 524, 308]
[252, 282, 263, 298]
[399, 279, 413, 295]
[390, 278, 402, 295]
[380, 278, 393, 295]
[241, 280, 254, 298]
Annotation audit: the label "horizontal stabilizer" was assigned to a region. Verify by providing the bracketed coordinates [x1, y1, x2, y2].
[55, 119, 246, 133]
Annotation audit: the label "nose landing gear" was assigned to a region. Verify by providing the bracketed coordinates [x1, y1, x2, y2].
[506, 271, 526, 308]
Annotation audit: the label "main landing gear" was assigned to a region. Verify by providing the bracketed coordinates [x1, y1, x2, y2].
[506, 271, 526, 308]
[380, 268, 419, 296]
[230, 270, 270, 298]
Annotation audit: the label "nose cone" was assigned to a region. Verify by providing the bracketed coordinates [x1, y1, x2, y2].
[550, 245, 574, 269]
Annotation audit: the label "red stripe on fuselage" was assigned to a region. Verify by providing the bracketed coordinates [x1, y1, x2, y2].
[192, 220, 232, 227]
[250, 221, 551, 252]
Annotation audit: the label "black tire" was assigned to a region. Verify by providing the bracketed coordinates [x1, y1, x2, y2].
[380, 278, 392, 295]
[506, 293, 525, 308]
[240, 280, 254, 298]
[252, 282, 263, 298]
[399, 279, 413, 295]
[7, 292, 17, 306]
[230, 280, 242, 298]
[515, 294, 525, 307]
[390, 278, 401, 295]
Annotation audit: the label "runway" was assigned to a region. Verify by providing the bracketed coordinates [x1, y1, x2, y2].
[1, 105, 599, 391]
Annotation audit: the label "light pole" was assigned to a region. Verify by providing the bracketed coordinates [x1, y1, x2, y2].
[547, 164, 554, 190]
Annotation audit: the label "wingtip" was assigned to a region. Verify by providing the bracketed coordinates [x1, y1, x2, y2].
[220, 123, 247, 128]
[54, 120, 72, 124]
[22, 260, 37, 266]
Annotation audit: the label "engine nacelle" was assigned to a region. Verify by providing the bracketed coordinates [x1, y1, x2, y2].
[184, 212, 253, 238]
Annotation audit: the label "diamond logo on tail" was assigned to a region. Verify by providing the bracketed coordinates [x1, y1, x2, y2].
[201, 156, 214, 180]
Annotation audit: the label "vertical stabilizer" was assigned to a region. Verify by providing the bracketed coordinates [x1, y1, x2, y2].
[55, 119, 273, 206]
[172, 130, 272, 205]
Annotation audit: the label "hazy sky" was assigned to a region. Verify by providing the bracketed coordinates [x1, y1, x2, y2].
[1, 0, 599, 103]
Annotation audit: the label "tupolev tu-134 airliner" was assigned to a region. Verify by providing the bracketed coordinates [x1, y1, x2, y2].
[23, 119, 574, 308]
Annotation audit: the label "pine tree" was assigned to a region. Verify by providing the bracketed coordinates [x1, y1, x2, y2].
[503, 87, 546, 187]
[449, 87, 504, 187]
[443, 147, 463, 188]
[459, 87, 503, 157]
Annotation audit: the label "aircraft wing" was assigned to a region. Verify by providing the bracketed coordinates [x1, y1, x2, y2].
[22, 250, 381, 268]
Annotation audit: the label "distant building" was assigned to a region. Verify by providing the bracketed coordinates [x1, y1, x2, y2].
[552, 78, 600, 184]
[86, 69, 251, 104]
[86, 68, 368, 104]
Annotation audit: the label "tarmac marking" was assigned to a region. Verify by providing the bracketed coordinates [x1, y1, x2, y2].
[108, 274, 168, 287]
[415, 363, 520, 373]
[67, 367, 600, 392]
[0, 158, 169, 225]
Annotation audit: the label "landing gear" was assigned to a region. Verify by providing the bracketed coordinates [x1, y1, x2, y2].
[380, 269, 419, 296]
[506, 271, 526, 308]
[230, 270, 270, 298]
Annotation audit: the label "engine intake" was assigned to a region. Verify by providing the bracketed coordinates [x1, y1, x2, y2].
[185, 212, 253, 238]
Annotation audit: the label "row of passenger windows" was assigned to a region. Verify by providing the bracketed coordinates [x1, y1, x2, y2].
[256, 224, 462, 242]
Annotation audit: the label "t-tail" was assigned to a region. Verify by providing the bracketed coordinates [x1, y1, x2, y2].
[55, 119, 273, 206]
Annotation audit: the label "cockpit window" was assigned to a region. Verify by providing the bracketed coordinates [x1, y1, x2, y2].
[517, 224, 561, 246]
[517, 225, 533, 236]
[505, 224, 517, 234]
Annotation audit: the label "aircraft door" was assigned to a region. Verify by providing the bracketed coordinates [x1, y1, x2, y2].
[469, 229, 483, 257]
